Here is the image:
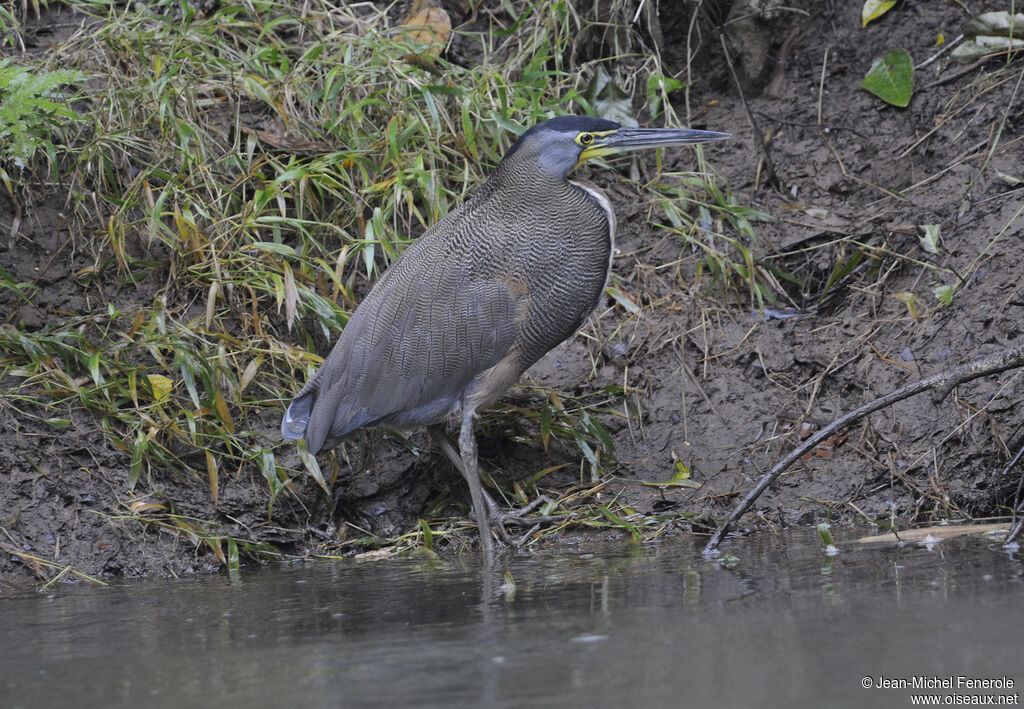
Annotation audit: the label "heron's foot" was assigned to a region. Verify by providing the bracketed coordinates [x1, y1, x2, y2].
[479, 491, 570, 549]
[493, 496, 568, 525]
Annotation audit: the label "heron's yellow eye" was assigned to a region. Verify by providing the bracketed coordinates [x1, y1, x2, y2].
[578, 133, 594, 146]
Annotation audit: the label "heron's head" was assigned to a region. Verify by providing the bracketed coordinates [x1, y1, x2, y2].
[500, 115, 730, 179]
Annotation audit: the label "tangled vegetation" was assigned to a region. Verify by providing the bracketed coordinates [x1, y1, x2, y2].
[1, 0, 771, 573]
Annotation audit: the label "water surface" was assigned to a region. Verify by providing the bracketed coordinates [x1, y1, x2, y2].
[2, 529, 1022, 708]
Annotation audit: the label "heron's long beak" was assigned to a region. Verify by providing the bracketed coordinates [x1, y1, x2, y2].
[604, 127, 730, 151]
[582, 126, 729, 163]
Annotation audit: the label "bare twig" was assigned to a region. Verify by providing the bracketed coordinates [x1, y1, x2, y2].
[765, 27, 800, 98]
[1004, 440, 1024, 544]
[921, 59, 986, 91]
[915, 34, 963, 70]
[703, 344, 1024, 555]
[719, 32, 779, 189]
[753, 110, 868, 138]
[816, 45, 828, 127]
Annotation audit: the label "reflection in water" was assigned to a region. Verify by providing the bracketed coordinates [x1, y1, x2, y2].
[1, 530, 1022, 708]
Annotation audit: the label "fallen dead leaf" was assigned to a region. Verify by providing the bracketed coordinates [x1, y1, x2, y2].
[242, 127, 334, 156]
[397, 0, 451, 57]
[355, 546, 396, 560]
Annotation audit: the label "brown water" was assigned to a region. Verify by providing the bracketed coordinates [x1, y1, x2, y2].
[2, 529, 1022, 708]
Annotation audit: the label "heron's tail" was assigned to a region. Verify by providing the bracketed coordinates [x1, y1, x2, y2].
[281, 392, 313, 441]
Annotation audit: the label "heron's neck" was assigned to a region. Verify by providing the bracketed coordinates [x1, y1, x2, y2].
[481, 155, 573, 201]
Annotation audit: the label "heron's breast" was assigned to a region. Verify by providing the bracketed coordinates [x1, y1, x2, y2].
[568, 177, 616, 285]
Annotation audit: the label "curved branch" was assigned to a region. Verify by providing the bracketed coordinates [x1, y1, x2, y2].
[703, 344, 1024, 556]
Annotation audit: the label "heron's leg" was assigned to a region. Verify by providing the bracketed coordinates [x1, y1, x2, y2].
[430, 417, 501, 551]
[428, 426, 544, 545]
[428, 426, 500, 515]
[428, 425, 466, 475]
[457, 409, 495, 554]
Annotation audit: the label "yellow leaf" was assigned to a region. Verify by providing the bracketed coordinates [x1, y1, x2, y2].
[129, 500, 167, 514]
[282, 261, 298, 332]
[894, 292, 920, 321]
[205, 450, 219, 507]
[239, 356, 262, 393]
[129, 369, 139, 408]
[671, 458, 691, 480]
[205, 280, 218, 330]
[862, 0, 896, 27]
[641, 453, 702, 489]
[208, 537, 226, 564]
[213, 389, 235, 433]
[147, 373, 174, 402]
[935, 32, 945, 46]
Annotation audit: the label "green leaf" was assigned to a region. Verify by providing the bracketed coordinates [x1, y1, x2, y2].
[129, 429, 147, 491]
[258, 449, 282, 490]
[583, 66, 637, 128]
[179, 358, 201, 409]
[582, 411, 614, 452]
[997, 171, 1024, 186]
[419, 519, 433, 550]
[461, 96, 477, 163]
[861, 0, 897, 27]
[87, 351, 104, 387]
[817, 522, 835, 546]
[817, 522, 839, 555]
[641, 458, 702, 489]
[918, 224, 940, 255]
[963, 11, 1024, 39]
[226, 538, 240, 571]
[598, 505, 636, 533]
[605, 285, 640, 314]
[952, 35, 1024, 64]
[539, 404, 552, 451]
[860, 48, 914, 107]
[818, 250, 864, 305]
[575, 433, 598, 469]
[297, 441, 330, 495]
[932, 283, 954, 305]
[646, 72, 685, 119]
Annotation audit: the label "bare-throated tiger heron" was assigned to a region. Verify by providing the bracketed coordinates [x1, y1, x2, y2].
[282, 115, 729, 552]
